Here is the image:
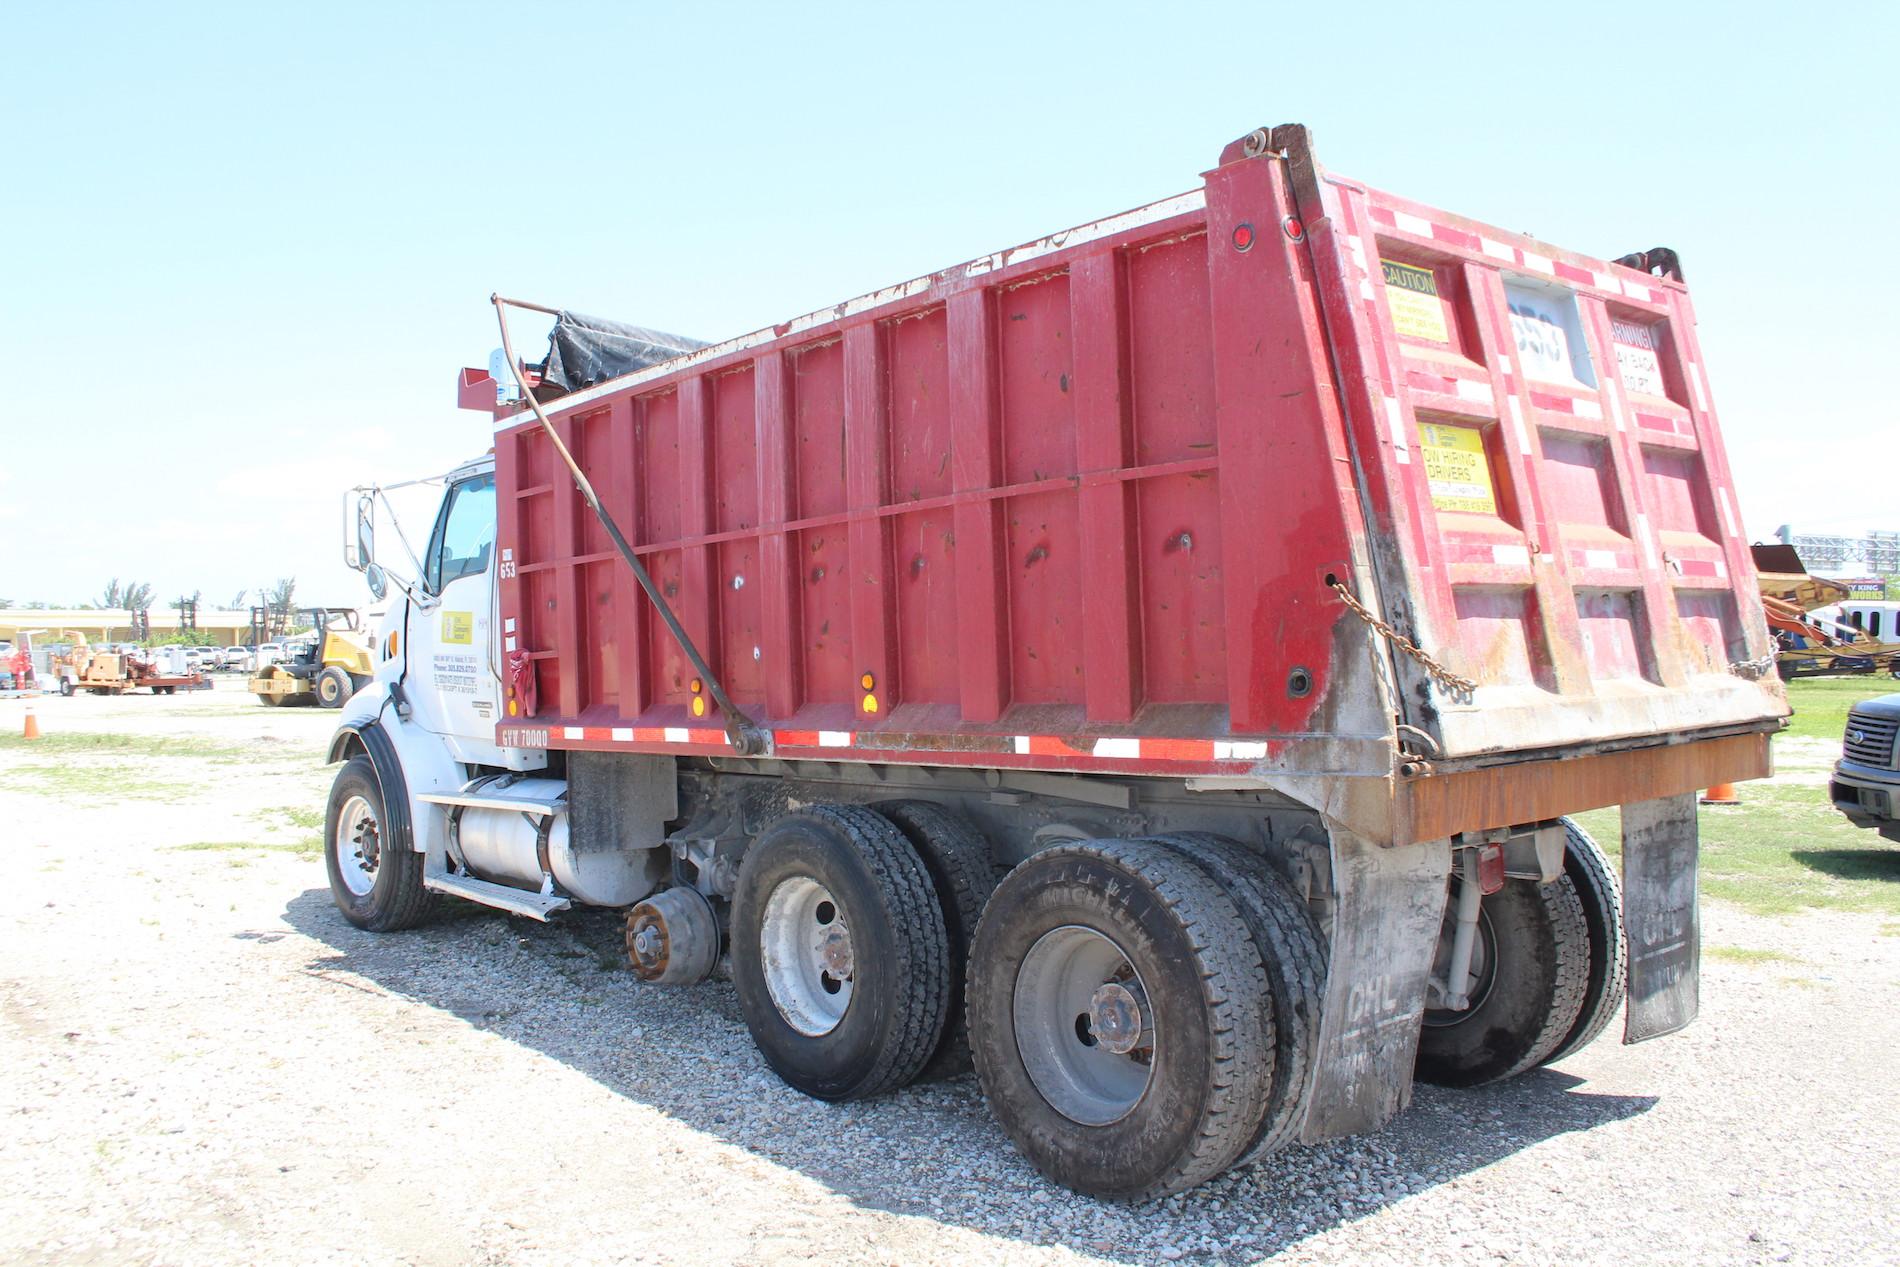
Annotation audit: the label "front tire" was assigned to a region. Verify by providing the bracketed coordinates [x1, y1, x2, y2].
[1416, 875, 1590, 1087]
[324, 755, 432, 932]
[968, 839, 1275, 1199]
[731, 805, 950, 1101]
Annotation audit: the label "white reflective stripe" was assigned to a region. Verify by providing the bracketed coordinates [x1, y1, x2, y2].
[1360, 279, 1376, 301]
[611, 727, 634, 741]
[1013, 736, 1032, 755]
[1347, 234, 1367, 272]
[503, 636, 517, 652]
[503, 617, 517, 633]
[1385, 396, 1411, 463]
[1605, 391, 1626, 432]
[1635, 512, 1659, 571]
[1394, 211, 1433, 236]
[1092, 738, 1142, 759]
[1481, 237, 1516, 262]
[1584, 549, 1618, 570]
[1621, 278, 1653, 300]
[1492, 544, 1531, 566]
[1213, 741, 1269, 760]
[661, 726, 689, 743]
[1593, 270, 1618, 291]
[1689, 362, 1708, 411]
[1455, 378, 1492, 402]
[1572, 398, 1603, 419]
[1718, 488, 1738, 538]
[564, 726, 584, 740]
[1520, 252, 1555, 276]
[1507, 397, 1532, 454]
[818, 731, 852, 747]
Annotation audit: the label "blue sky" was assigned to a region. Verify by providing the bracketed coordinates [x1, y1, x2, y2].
[3, 1, 1893, 608]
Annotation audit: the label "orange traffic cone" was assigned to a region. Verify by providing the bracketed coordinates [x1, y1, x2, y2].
[1700, 782, 1739, 806]
[22, 701, 40, 741]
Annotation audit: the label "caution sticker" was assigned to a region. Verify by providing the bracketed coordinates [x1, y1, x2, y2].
[1418, 422, 1498, 515]
[440, 611, 473, 645]
[1382, 259, 1451, 343]
[1611, 317, 1668, 398]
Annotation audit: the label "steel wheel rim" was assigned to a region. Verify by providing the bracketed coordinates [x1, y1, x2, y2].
[1424, 905, 1497, 1028]
[334, 794, 379, 897]
[760, 875, 854, 1036]
[1013, 925, 1156, 1126]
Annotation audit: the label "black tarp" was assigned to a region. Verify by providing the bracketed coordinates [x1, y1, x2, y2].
[537, 310, 710, 397]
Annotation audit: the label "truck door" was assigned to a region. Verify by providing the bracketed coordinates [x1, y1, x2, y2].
[411, 470, 505, 761]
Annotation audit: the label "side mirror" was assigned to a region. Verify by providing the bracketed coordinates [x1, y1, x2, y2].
[350, 499, 375, 573]
[364, 563, 389, 602]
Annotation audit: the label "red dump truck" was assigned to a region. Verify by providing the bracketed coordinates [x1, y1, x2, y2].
[329, 123, 1785, 1198]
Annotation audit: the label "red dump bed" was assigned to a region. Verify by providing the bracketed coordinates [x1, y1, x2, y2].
[493, 125, 1784, 843]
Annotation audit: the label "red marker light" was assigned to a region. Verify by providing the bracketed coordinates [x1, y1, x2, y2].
[1283, 216, 1305, 242]
[1231, 222, 1255, 252]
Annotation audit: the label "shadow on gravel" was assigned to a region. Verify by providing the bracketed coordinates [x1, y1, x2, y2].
[280, 888, 1658, 1264]
[1791, 848, 1900, 883]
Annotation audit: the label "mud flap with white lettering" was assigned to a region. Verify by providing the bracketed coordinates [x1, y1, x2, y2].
[1621, 792, 1700, 1043]
[1300, 832, 1450, 1144]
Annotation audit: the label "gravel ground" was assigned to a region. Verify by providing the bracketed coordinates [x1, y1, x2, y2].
[2, 685, 1897, 1266]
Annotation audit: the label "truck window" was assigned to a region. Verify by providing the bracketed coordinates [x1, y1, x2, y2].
[1872, 611, 1883, 638]
[428, 473, 496, 593]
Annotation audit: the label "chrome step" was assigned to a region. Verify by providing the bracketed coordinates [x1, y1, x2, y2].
[423, 872, 571, 921]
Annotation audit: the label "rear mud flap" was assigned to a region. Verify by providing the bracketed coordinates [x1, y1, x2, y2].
[1300, 833, 1450, 1144]
[1621, 792, 1700, 1042]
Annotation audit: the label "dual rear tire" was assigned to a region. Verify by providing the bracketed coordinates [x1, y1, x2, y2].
[1415, 818, 1626, 1087]
[730, 813, 1326, 1199]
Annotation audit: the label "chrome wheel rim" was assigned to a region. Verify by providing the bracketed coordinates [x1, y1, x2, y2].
[760, 876, 854, 1036]
[334, 794, 379, 897]
[1013, 925, 1156, 1125]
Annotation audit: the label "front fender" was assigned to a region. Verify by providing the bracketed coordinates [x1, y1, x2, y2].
[328, 683, 465, 856]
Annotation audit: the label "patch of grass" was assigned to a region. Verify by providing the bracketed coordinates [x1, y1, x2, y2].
[1569, 781, 1900, 919]
[251, 805, 324, 831]
[0, 761, 189, 800]
[0, 731, 265, 762]
[170, 837, 322, 859]
[1706, 945, 1803, 966]
[1779, 676, 1900, 743]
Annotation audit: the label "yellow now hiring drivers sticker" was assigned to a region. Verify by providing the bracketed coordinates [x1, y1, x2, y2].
[1418, 423, 1498, 515]
[1382, 259, 1451, 343]
[440, 611, 473, 644]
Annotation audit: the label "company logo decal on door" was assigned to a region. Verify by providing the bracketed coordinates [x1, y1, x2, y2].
[440, 611, 473, 644]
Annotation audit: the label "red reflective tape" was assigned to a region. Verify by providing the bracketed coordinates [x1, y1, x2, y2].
[1025, 735, 1083, 757]
[1529, 391, 1576, 414]
[1553, 260, 1595, 287]
[686, 728, 727, 746]
[633, 727, 667, 743]
[1368, 205, 1397, 227]
[775, 729, 822, 747]
[1430, 223, 1480, 251]
[1141, 737, 1217, 762]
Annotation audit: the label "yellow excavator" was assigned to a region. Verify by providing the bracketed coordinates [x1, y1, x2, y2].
[248, 608, 373, 708]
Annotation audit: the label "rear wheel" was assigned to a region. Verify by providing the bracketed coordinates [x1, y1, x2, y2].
[58, 679, 74, 697]
[1542, 818, 1627, 1065]
[1416, 875, 1590, 1087]
[316, 667, 351, 708]
[324, 755, 431, 932]
[1143, 833, 1325, 1164]
[968, 839, 1274, 1199]
[731, 805, 949, 1101]
[872, 800, 996, 1081]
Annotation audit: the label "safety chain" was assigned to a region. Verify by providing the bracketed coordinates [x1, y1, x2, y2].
[1727, 652, 1778, 681]
[1329, 580, 1478, 700]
